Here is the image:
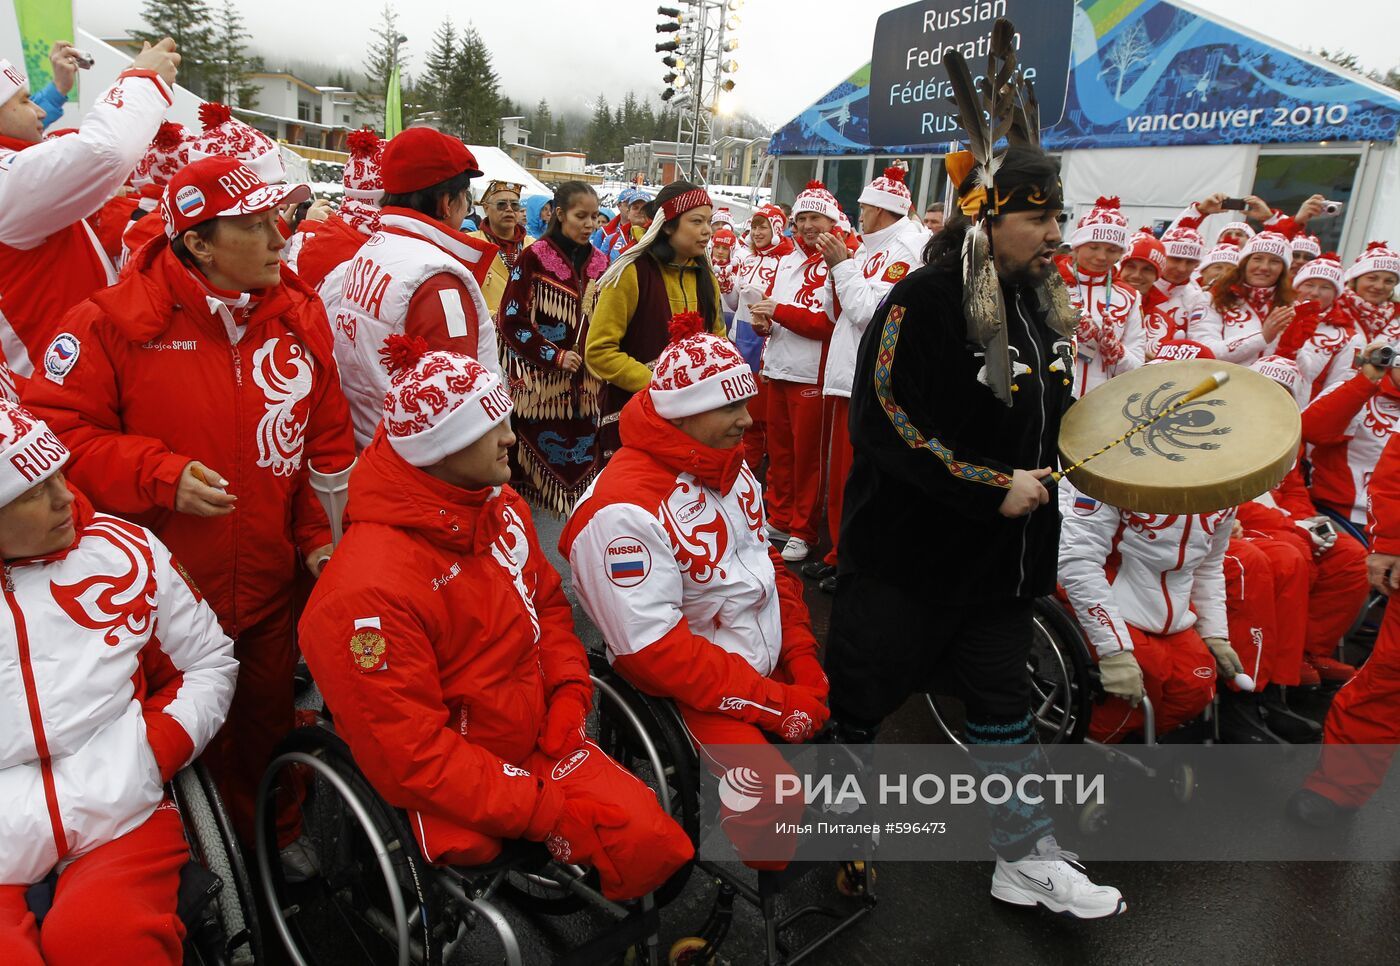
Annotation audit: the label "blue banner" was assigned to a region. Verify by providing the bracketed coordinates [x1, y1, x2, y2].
[770, 0, 1400, 156]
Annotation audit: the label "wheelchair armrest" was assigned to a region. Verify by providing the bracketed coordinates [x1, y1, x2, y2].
[177, 860, 223, 926]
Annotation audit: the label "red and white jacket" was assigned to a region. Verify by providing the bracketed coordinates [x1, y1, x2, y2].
[296, 213, 373, 293]
[1368, 431, 1400, 554]
[761, 239, 836, 386]
[1337, 288, 1400, 343]
[1188, 284, 1285, 365]
[1058, 481, 1232, 659]
[1148, 278, 1203, 357]
[1292, 307, 1362, 402]
[297, 434, 592, 863]
[1301, 371, 1400, 525]
[1056, 257, 1145, 397]
[23, 239, 357, 637]
[560, 394, 826, 727]
[0, 69, 173, 376]
[823, 217, 925, 398]
[331, 208, 501, 447]
[1, 490, 235, 886]
[722, 235, 792, 325]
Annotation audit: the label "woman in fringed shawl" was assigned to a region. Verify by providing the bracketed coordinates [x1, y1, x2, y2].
[498, 182, 609, 516]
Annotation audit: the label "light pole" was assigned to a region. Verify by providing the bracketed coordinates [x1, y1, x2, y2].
[656, 1, 743, 184]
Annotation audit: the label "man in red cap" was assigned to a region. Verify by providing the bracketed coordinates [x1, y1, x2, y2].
[299, 336, 693, 898]
[0, 40, 180, 380]
[330, 126, 502, 447]
[24, 155, 357, 850]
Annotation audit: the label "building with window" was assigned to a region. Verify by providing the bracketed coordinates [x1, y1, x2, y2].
[767, 0, 1400, 259]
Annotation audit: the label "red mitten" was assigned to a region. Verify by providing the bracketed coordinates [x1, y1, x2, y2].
[766, 684, 830, 743]
[547, 798, 628, 888]
[1099, 324, 1125, 365]
[538, 687, 591, 758]
[781, 651, 829, 703]
[1075, 315, 1100, 345]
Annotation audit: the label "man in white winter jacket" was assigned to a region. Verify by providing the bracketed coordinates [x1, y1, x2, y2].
[805, 166, 926, 588]
[0, 40, 180, 379]
[0, 400, 236, 965]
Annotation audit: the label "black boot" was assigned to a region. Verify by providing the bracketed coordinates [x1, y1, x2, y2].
[1286, 788, 1357, 828]
[802, 560, 836, 580]
[819, 574, 838, 595]
[1217, 690, 1288, 744]
[1258, 685, 1322, 743]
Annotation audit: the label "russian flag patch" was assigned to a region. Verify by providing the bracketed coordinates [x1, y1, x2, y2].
[605, 536, 652, 587]
[1073, 495, 1100, 516]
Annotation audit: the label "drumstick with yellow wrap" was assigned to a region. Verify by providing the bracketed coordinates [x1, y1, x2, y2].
[1050, 371, 1230, 484]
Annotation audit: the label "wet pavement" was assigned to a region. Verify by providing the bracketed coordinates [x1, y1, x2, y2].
[527, 510, 1400, 966]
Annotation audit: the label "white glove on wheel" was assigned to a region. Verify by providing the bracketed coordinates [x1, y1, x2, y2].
[1097, 651, 1145, 706]
[1203, 637, 1244, 678]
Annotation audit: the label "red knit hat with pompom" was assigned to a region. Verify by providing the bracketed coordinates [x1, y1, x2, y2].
[650, 312, 755, 418]
[134, 121, 193, 189]
[188, 102, 286, 184]
[378, 334, 512, 467]
[859, 164, 913, 215]
[341, 127, 386, 234]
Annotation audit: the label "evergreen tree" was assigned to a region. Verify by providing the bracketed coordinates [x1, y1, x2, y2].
[612, 105, 625, 160]
[422, 17, 457, 117]
[532, 98, 553, 145]
[207, 1, 261, 109]
[441, 24, 501, 144]
[586, 94, 614, 161]
[358, 4, 407, 121]
[138, 0, 215, 97]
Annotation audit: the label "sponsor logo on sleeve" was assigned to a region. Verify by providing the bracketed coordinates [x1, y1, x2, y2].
[605, 536, 651, 587]
[551, 748, 590, 781]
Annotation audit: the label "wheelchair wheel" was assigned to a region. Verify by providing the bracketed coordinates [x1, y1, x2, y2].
[926, 596, 1094, 746]
[256, 724, 439, 966]
[174, 763, 263, 966]
[502, 653, 701, 914]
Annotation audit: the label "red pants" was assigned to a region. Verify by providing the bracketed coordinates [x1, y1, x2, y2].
[743, 379, 769, 476]
[765, 380, 825, 543]
[428, 739, 693, 901]
[1090, 626, 1216, 743]
[1305, 598, 1400, 808]
[1305, 532, 1370, 661]
[201, 602, 299, 846]
[1223, 537, 1309, 687]
[0, 805, 187, 966]
[678, 708, 804, 871]
[823, 396, 853, 567]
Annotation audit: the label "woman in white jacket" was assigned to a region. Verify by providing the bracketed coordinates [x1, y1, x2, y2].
[0, 400, 235, 966]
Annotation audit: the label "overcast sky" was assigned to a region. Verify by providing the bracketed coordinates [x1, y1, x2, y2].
[75, 0, 1400, 128]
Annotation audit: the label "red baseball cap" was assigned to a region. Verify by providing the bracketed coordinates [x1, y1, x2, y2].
[160, 156, 311, 240]
[381, 127, 483, 194]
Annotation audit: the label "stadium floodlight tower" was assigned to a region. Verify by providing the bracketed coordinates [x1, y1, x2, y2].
[656, 0, 742, 184]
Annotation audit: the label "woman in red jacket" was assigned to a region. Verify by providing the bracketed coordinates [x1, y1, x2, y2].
[298, 337, 692, 899]
[24, 156, 357, 848]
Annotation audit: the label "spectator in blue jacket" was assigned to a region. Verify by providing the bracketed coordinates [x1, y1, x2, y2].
[32, 42, 85, 132]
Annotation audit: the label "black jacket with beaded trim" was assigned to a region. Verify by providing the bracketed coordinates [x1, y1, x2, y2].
[837, 258, 1073, 604]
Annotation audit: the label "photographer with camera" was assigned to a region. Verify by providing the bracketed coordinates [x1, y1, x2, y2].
[1301, 336, 1400, 533]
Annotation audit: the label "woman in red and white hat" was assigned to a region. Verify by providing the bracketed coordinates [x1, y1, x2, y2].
[1286, 253, 1364, 402]
[24, 156, 357, 848]
[0, 399, 236, 965]
[588, 181, 725, 461]
[1188, 230, 1297, 365]
[120, 120, 195, 269]
[1336, 241, 1400, 343]
[1117, 230, 1173, 358]
[295, 126, 385, 293]
[1055, 197, 1146, 397]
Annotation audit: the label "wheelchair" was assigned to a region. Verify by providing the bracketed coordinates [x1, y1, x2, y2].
[1317, 505, 1388, 656]
[22, 761, 262, 966]
[254, 652, 697, 966]
[924, 596, 1095, 747]
[922, 595, 1201, 833]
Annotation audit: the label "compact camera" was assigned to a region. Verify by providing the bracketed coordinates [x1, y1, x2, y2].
[1310, 519, 1337, 542]
[1319, 199, 1345, 217]
[71, 49, 94, 70]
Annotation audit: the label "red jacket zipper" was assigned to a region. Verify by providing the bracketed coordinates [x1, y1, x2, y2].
[3, 563, 70, 862]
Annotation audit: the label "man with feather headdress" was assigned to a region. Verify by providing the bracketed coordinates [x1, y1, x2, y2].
[822, 18, 1125, 919]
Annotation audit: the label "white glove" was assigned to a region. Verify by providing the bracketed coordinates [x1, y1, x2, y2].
[1203, 637, 1244, 678]
[1097, 651, 1144, 707]
[1296, 516, 1338, 554]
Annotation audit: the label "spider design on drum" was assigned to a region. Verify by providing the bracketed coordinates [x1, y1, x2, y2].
[1122, 381, 1229, 461]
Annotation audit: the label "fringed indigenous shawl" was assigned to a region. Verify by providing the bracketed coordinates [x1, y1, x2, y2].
[497, 234, 609, 515]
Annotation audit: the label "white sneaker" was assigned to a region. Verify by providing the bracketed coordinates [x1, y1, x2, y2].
[780, 537, 811, 562]
[280, 836, 320, 884]
[990, 836, 1125, 919]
